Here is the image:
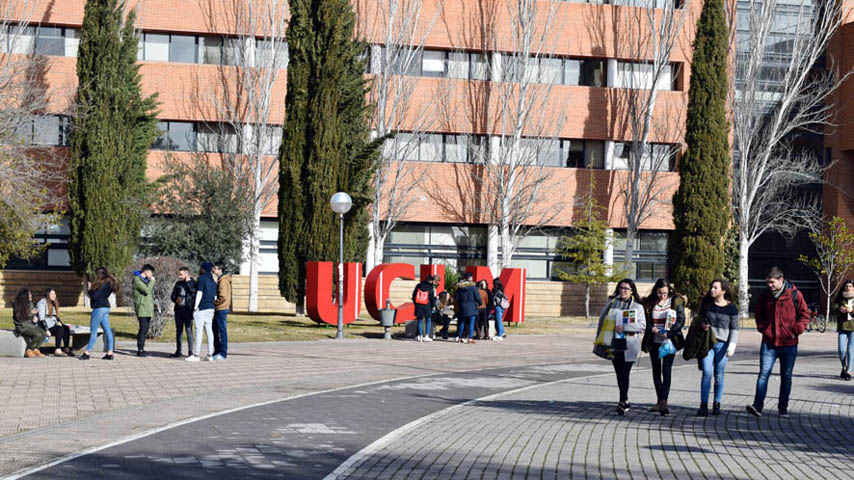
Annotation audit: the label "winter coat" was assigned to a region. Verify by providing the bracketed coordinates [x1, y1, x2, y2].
[171, 278, 196, 313]
[13, 301, 36, 333]
[835, 296, 854, 332]
[642, 296, 686, 353]
[755, 282, 810, 347]
[683, 316, 717, 365]
[477, 287, 490, 311]
[595, 297, 646, 362]
[412, 281, 437, 319]
[36, 298, 60, 330]
[214, 274, 232, 311]
[89, 284, 113, 309]
[133, 275, 156, 318]
[453, 281, 481, 318]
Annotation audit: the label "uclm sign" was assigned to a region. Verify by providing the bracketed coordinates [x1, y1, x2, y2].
[306, 262, 527, 326]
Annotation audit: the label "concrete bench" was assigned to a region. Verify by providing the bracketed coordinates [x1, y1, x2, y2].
[0, 327, 111, 357]
[405, 318, 496, 338]
[0, 330, 27, 357]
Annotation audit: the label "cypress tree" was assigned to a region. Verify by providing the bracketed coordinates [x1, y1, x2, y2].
[68, 0, 158, 278]
[671, 0, 731, 309]
[278, 0, 380, 306]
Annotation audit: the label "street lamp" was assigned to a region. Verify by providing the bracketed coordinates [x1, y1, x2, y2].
[330, 192, 352, 339]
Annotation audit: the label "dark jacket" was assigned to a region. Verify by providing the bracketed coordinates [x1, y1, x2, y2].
[196, 267, 217, 311]
[453, 281, 481, 318]
[171, 278, 197, 313]
[89, 284, 113, 309]
[641, 296, 686, 353]
[755, 282, 810, 347]
[834, 295, 854, 332]
[683, 316, 716, 366]
[477, 287, 490, 311]
[13, 302, 35, 332]
[412, 281, 437, 319]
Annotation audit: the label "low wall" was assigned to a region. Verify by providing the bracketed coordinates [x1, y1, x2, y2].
[1, 270, 656, 318]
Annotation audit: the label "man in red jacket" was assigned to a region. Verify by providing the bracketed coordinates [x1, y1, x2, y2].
[746, 266, 810, 418]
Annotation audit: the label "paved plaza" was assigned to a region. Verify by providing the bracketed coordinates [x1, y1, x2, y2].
[0, 330, 850, 479]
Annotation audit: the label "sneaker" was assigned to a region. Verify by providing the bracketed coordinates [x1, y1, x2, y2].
[423, 336, 433, 342]
[712, 402, 721, 416]
[462, 338, 469, 344]
[779, 409, 790, 418]
[416, 335, 422, 342]
[54, 350, 67, 357]
[65, 349, 75, 357]
[79, 353, 90, 361]
[212, 354, 224, 361]
[206, 356, 214, 362]
[185, 355, 200, 362]
[469, 339, 476, 344]
[136, 351, 148, 357]
[745, 405, 762, 417]
[616, 403, 626, 416]
[25, 349, 38, 358]
[169, 352, 182, 358]
[620, 402, 631, 412]
[454, 337, 461, 343]
[493, 336, 503, 342]
[102, 354, 114, 360]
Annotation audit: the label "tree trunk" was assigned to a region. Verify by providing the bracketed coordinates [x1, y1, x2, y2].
[248, 213, 261, 312]
[585, 283, 591, 321]
[487, 224, 499, 277]
[366, 225, 377, 273]
[738, 234, 750, 320]
[624, 228, 636, 276]
[501, 227, 515, 271]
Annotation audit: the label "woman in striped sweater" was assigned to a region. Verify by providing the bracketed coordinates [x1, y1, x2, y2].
[641, 279, 686, 416]
[696, 279, 739, 416]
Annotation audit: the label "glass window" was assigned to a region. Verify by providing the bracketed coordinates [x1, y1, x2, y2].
[448, 52, 469, 79]
[540, 139, 561, 166]
[64, 28, 80, 57]
[263, 126, 283, 155]
[420, 134, 442, 162]
[256, 39, 289, 68]
[613, 142, 630, 170]
[585, 140, 605, 169]
[169, 34, 196, 63]
[508, 259, 548, 279]
[565, 140, 585, 168]
[143, 33, 169, 61]
[581, 59, 605, 87]
[564, 59, 581, 86]
[471, 53, 489, 80]
[640, 232, 668, 252]
[152, 121, 169, 150]
[32, 116, 60, 146]
[540, 57, 562, 85]
[421, 50, 445, 77]
[388, 224, 428, 244]
[199, 36, 222, 64]
[468, 135, 488, 163]
[9, 26, 35, 54]
[445, 135, 468, 163]
[223, 38, 242, 66]
[35, 27, 64, 56]
[385, 132, 419, 161]
[168, 122, 195, 152]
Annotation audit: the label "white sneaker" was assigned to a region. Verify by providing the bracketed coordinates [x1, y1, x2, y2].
[493, 336, 503, 342]
[454, 337, 461, 343]
[416, 335, 422, 342]
[462, 338, 469, 344]
[424, 336, 433, 342]
[185, 355, 200, 362]
[205, 356, 214, 362]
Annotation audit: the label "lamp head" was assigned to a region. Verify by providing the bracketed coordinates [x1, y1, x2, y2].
[330, 192, 352, 214]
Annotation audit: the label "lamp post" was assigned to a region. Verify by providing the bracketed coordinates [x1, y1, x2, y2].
[330, 192, 352, 339]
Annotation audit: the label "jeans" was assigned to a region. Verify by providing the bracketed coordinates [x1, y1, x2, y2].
[753, 342, 798, 412]
[494, 306, 506, 337]
[701, 341, 729, 404]
[476, 309, 489, 338]
[457, 315, 476, 339]
[87, 307, 114, 352]
[612, 351, 634, 403]
[175, 310, 194, 355]
[137, 316, 150, 352]
[48, 325, 71, 350]
[839, 331, 854, 372]
[213, 309, 229, 357]
[649, 343, 675, 401]
[417, 316, 431, 337]
[193, 309, 215, 357]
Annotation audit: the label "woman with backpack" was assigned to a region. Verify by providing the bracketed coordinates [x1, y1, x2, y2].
[492, 278, 508, 341]
[412, 275, 437, 342]
[695, 279, 739, 416]
[641, 279, 685, 416]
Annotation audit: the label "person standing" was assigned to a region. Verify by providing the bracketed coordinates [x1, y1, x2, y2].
[132, 264, 156, 357]
[13, 289, 46, 358]
[492, 278, 507, 341]
[746, 266, 810, 418]
[37, 288, 73, 357]
[641, 279, 685, 416]
[188, 262, 217, 362]
[834, 279, 854, 380]
[170, 267, 196, 358]
[412, 275, 437, 342]
[595, 279, 646, 415]
[80, 267, 116, 361]
[475, 280, 492, 340]
[212, 264, 232, 360]
[695, 279, 738, 417]
[454, 272, 481, 344]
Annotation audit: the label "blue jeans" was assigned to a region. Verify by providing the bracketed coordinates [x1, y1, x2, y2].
[457, 315, 476, 339]
[753, 342, 798, 412]
[494, 306, 505, 337]
[87, 307, 114, 352]
[839, 332, 854, 371]
[212, 309, 229, 358]
[417, 316, 431, 337]
[701, 341, 728, 404]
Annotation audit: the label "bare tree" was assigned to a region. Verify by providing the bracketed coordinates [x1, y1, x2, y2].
[356, 0, 443, 272]
[198, 0, 289, 312]
[610, 0, 689, 271]
[0, 1, 62, 267]
[799, 216, 854, 320]
[731, 0, 847, 315]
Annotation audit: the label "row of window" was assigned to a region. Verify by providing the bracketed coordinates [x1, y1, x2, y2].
[152, 121, 282, 154]
[12, 115, 72, 147]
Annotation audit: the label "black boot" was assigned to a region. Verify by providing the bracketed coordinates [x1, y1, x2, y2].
[696, 403, 708, 417]
[712, 402, 721, 415]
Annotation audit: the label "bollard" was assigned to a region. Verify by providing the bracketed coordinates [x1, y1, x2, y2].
[379, 298, 396, 340]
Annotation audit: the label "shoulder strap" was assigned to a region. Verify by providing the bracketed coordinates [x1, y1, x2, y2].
[790, 285, 800, 314]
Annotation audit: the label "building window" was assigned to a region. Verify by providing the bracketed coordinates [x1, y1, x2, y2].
[197, 122, 239, 154]
[169, 34, 197, 64]
[34, 26, 64, 56]
[614, 61, 679, 91]
[137, 33, 287, 67]
[256, 39, 289, 68]
[613, 142, 676, 171]
[564, 140, 605, 168]
[14, 115, 71, 147]
[0, 25, 80, 56]
[612, 230, 670, 281]
[152, 121, 195, 151]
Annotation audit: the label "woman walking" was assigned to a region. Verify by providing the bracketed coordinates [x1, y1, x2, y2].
[596, 279, 646, 415]
[13, 289, 46, 358]
[37, 288, 73, 357]
[696, 279, 739, 416]
[641, 279, 685, 416]
[835, 280, 854, 381]
[80, 267, 117, 361]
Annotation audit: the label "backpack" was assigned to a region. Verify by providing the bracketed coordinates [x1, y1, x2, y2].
[415, 289, 430, 305]
[761, 282, 801, 314]
[495, 290, 509, 309]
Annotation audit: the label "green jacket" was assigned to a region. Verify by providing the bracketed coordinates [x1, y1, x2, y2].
[133, 275, 156, 318]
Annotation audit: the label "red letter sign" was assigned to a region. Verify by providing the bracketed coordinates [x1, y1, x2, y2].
[305, 261, 362, 326]
[420, 264, 445, 294]
[498, 268, 526, 323]
[365, 263, 415, 323]
[465, 265, 494, 290]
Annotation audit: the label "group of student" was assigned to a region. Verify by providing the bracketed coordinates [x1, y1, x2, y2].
[411, 272, 509, 343]
[595, 265, 837, 419]
[10, 262, 232, 361]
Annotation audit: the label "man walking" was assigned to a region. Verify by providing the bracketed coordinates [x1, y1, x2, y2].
[746, 266, 810, 418]
[132, 264, 155, 357]
[170, 266, 196, 358]
[212, 263, 232, 361]
[189, 262, 217, 362]
[453, 272, 481, 344]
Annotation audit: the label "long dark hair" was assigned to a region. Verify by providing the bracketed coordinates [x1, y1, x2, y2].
[42, 288, 59, 317]
[13, 288, 32, 322]
[91, 267, 118, 293]
[699, 278, 733, 315]
[836, 280, 854, 304]
[493, 278, 504, 293]
[610, 278, 641, 304]
[642, 278, 678, 311]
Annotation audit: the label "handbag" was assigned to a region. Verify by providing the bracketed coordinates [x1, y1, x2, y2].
[658, 339, 676, 357]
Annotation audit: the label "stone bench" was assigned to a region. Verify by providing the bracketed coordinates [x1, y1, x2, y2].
[0, 330, 27, 357]
[0, 327, 111, 357]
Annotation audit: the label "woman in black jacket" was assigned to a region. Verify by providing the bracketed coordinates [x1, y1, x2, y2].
[80, 267, 117, 360]
[13, 288, 46, 358]
[412, 276, 437, 342]
[641, 279, 686, 416]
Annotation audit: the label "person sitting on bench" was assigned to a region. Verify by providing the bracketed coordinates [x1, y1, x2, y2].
[37, 288, 73, 357]
[13, 288, 46, 358]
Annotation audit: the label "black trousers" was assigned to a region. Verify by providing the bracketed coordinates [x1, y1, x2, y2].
[175, 310, 194, 354]
[437, 314, 451, 338]
[476, 309, 489, 338]
[48, 325, 70, 349]
[137, 317, 151, 352]
[649, 344, 675, 401]
[612, 352, 634, 403]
